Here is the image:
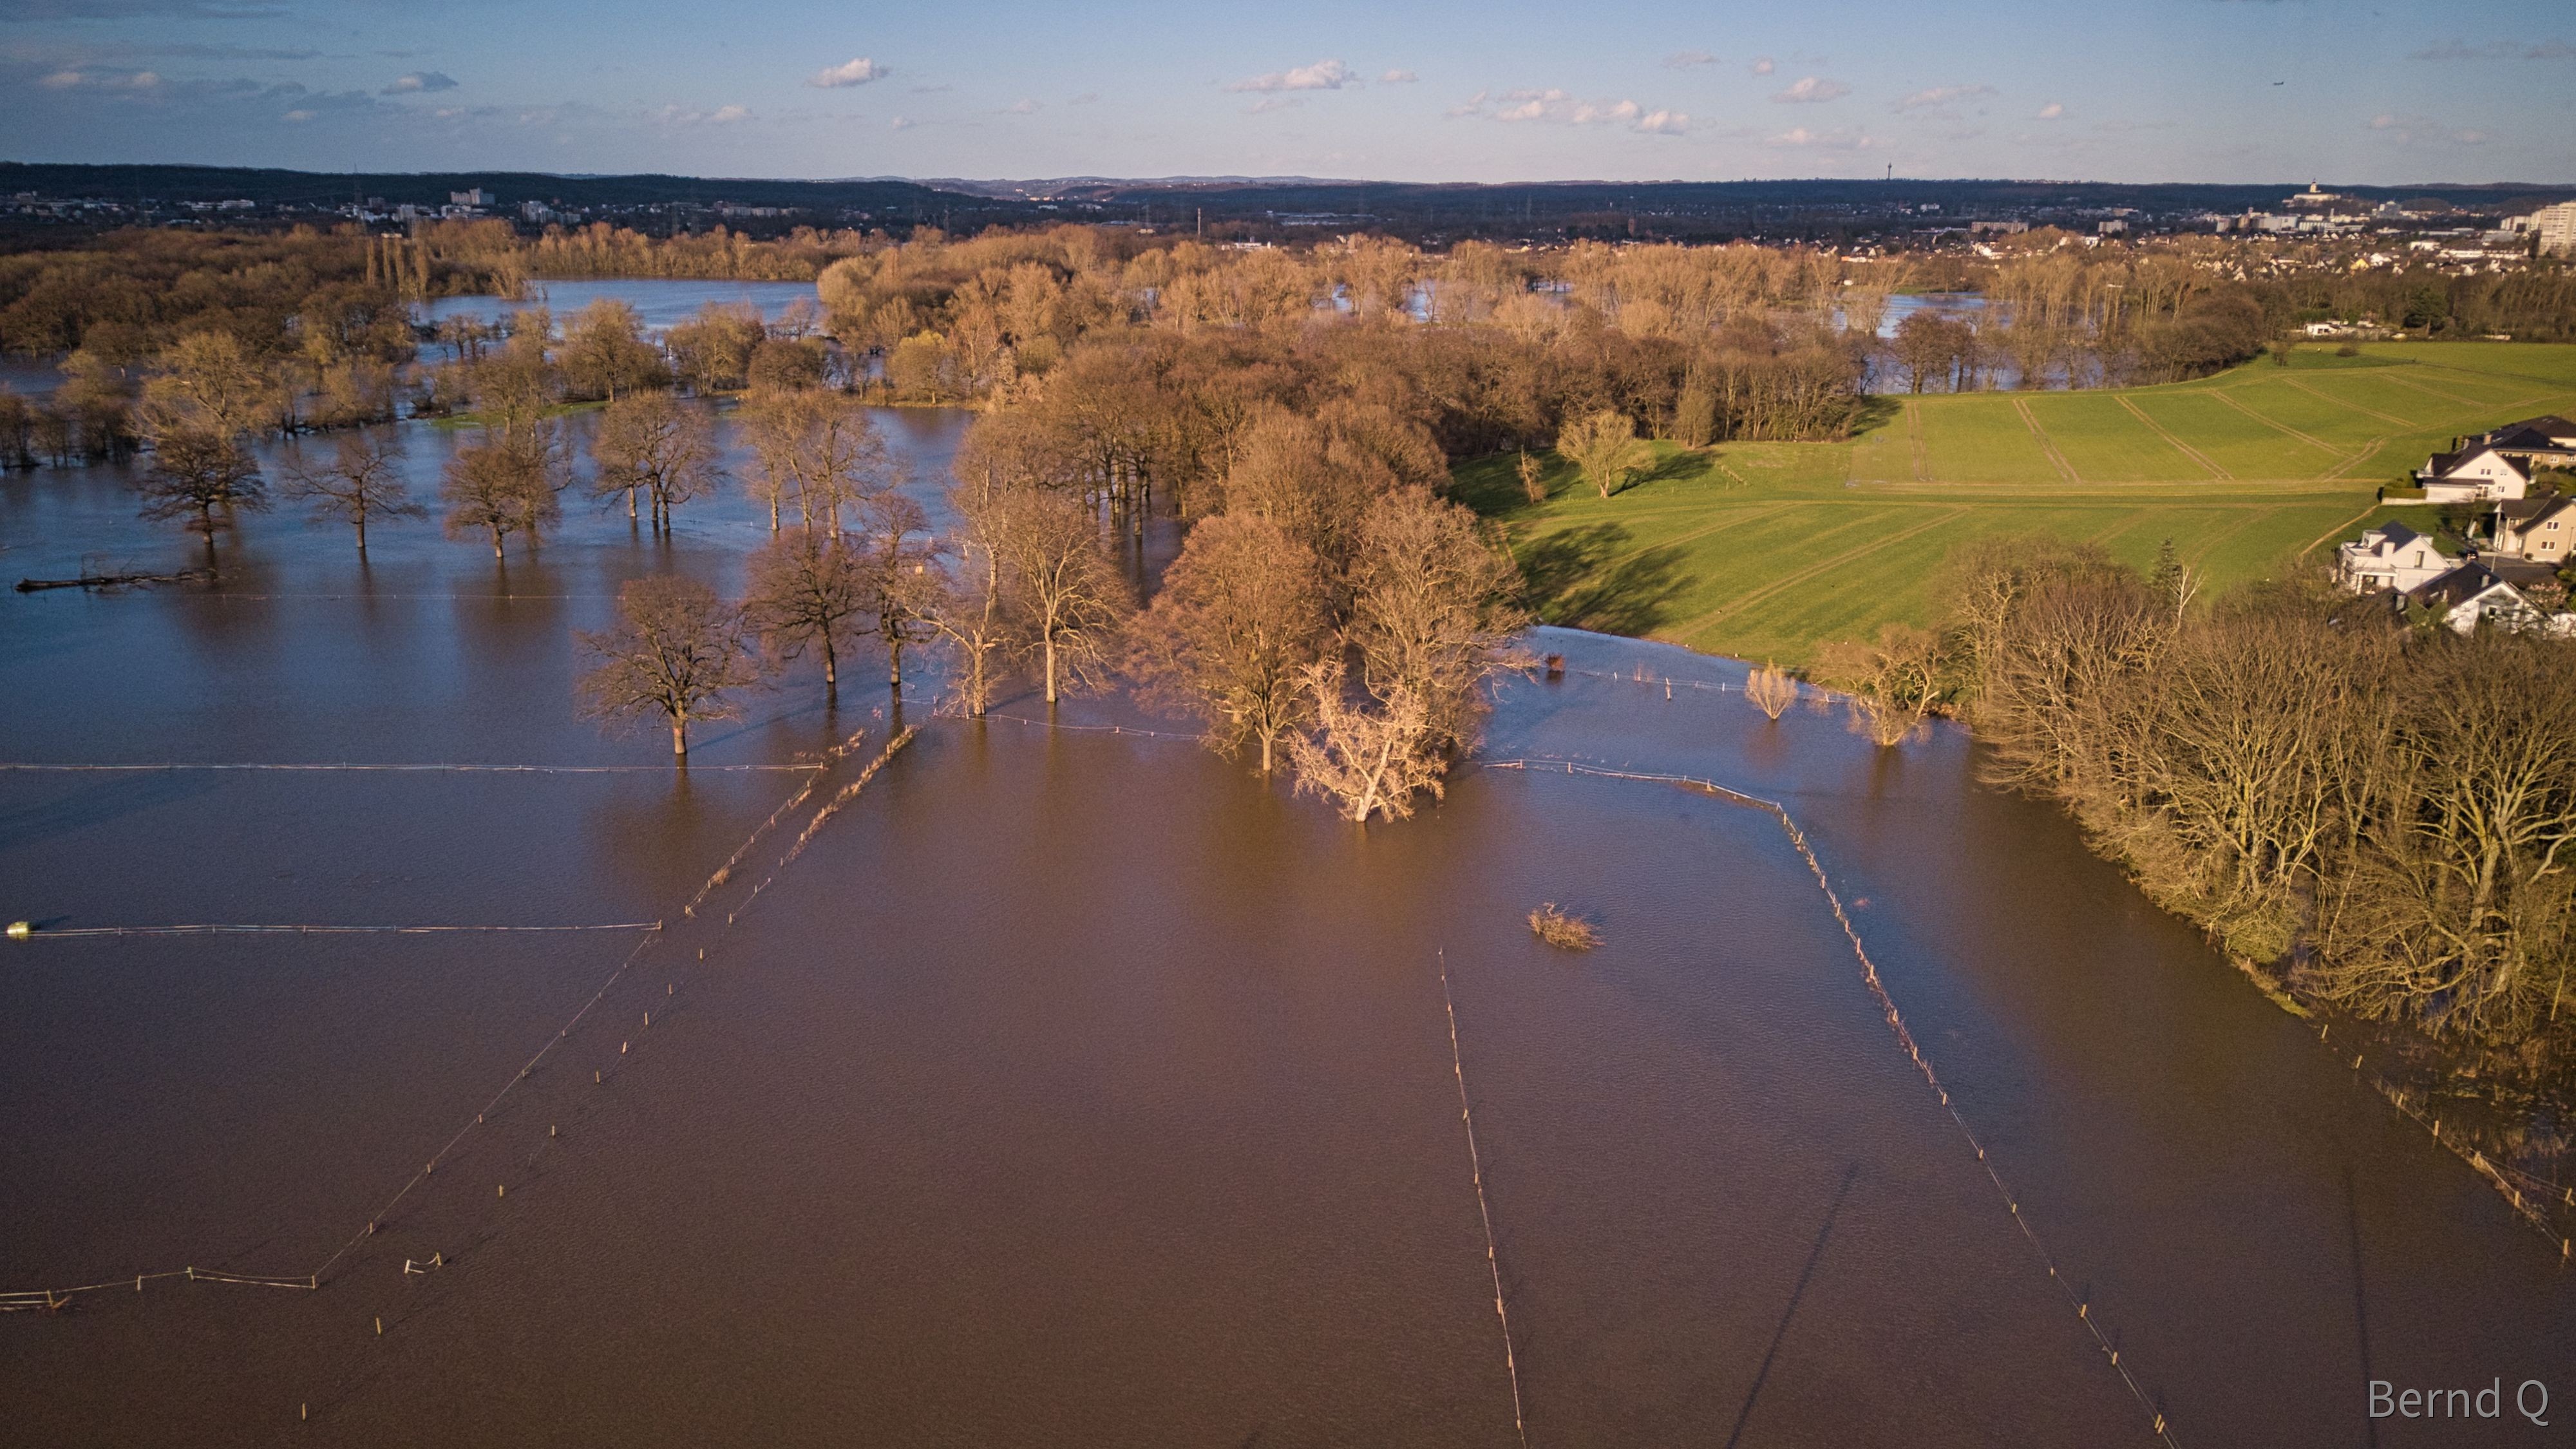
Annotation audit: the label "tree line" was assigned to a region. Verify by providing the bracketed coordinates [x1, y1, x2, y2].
[1819, 540, 2576, 1077]
[570, 298, 1533, 823]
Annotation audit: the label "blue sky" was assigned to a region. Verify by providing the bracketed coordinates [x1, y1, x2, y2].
[1, 0, 2570, 184]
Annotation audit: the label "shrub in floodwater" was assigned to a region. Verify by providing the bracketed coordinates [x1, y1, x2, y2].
[1745, 663, 1798, 721]
[1528, 902, 1600, 951]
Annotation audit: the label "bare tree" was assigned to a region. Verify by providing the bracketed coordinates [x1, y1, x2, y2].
[1515, 448, 1546, 505]
[137, 427, 265, 553]
[858, 489, 941, 689]
[739, 389, 897, 536]
[989, 484, 1131, 704]
[1555, 408, 1649, 499]
[741, 533, 869, 702]
[1344, 488, 1526, 756]
[1816, 623, 1945, 748]
[1287, 661, 1448, 824]
[927, 477, 1016, 717]
[138, 330, 281, 442]
[442, 433, 562, 559]
[1126, 513, 1332, 772]
[281, 433, 421, 552]
[576, 575, 761, 759]
[559, 298, 667, 402]
[591, 392, 723, 534]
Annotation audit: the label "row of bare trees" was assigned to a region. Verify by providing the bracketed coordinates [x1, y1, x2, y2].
[1887, 539, 2576, 1058]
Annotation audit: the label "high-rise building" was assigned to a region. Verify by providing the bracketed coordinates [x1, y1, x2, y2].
[2532, 201, 2576, 256]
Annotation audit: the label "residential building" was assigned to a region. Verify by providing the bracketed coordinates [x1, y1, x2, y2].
[2408, 562, 2531, 635]
[2415, 444, 2530, 502]
[2337, 522, 2450, 593]
[2467, 414, 2576, 469]
[2494, 496, 2576, 565]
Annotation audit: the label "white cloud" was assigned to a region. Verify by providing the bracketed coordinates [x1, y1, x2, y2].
[889, 115, 916, 131]
[1893, 82, 1992, 111]
[1484, 88, 1680, 133]
[1005, 97, 1039, 114]
[1772, 76, 1849, 103]
[1246, 95, 1304, 114]
[382, 71, 458, 95]
[808, 57, 887, 89]
[1444, 89, 1488, 118]
[1769, 126, 1873, 149]
[37, 68, 162, 92]
[2037, 101, 2064, 118]
[1664, 50, 1716, 68]
[651, 102, 752, 126]
[1227, 59, 1356, 93]
[281, 108, 314, 122]
[1749, 57, 1776, 75]
[1380, 68, 1417, 83]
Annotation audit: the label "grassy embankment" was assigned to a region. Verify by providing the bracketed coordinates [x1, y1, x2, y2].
[1457, 342, 2576, 667]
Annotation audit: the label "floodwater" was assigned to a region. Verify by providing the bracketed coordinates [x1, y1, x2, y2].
[419, 278, 823, 337]
[3, 401, 2572, 1446]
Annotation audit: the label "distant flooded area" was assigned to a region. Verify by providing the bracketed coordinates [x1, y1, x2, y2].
[419, 278, 824, 337]
[2, 289, 2570, 1446]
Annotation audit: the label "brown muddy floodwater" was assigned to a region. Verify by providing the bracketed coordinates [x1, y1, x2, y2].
[2, 409, 2571, 1448]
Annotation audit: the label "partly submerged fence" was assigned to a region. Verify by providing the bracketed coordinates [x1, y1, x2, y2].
[1482, 755, 2184, 1446]
[1, 725, 919, 1318]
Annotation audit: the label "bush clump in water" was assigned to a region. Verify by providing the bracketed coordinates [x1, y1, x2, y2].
[1527, 902, 1600, 951]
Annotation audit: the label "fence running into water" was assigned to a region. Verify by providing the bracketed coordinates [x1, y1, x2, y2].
[1481, 755, 2186, 1446]
[0, 724, 916, 1320]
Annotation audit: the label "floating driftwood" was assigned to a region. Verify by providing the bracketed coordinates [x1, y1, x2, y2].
[17, 566, 213, 593]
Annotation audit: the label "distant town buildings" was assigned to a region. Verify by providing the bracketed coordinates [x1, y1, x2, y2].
[2504, 200, 2576, 256]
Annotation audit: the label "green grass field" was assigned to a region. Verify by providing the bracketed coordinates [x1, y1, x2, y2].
[1461, 341, 2576, 667]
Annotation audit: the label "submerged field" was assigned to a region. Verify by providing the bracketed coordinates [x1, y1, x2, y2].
[1466, 341, 2576, 666]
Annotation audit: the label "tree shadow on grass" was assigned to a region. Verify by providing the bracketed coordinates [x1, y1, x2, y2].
[1848, 393, 1903, 435]
[1602, 448, 1707, 497]
[1516, 521, 1692, 637]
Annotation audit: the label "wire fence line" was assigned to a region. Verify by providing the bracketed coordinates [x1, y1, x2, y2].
[1479, 755, 2184, 1447]
[0, 724, 913, 1316]
[0, 761, 811, 774]
[1435, 948, 1530, 1448]
[14, 923, 661, 941]
[981, 711, 1208, 744]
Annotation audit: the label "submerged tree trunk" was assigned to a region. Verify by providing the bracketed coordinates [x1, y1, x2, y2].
[670, 718, 688, 758]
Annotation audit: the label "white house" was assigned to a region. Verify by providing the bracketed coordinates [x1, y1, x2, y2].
[2493, 496, 2576, 564]
[2415, 444, 2530, 503]
[2337, 522, 2450, 593]
[2409, 562, 2532, 635]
